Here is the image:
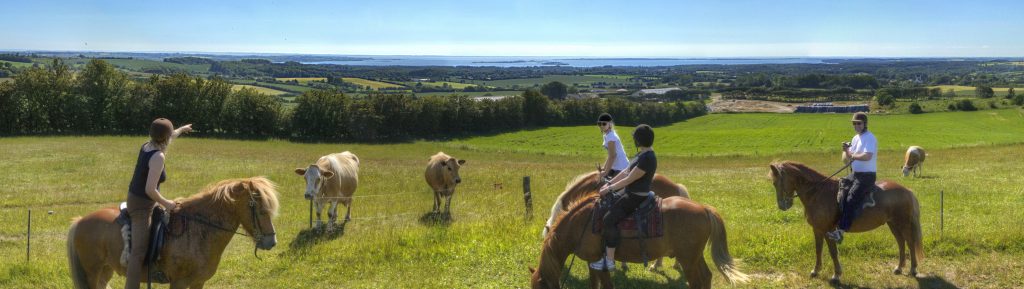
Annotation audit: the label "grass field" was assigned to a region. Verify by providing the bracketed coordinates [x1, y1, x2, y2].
[341, 77, 405, 89]
[231, 81, 317, 94]
[415, 90, 523, 97]
[231, 84, 293, 96]
[928, 85, 1017, 97]
[408, 80, 480, 89]
[276, 77, 327, 84]
[1, 60, 35, 68]
[2, 109, 1023, 288]
[465, 75, 637, 89]
[55, 58, 212, 75]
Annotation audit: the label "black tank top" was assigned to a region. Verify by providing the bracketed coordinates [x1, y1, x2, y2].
[625, 150, 657, 194]
[128, 144, 166, 201]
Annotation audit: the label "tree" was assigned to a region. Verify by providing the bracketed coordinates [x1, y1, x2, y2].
[975, 85, 995, 98]
[540, 81, 568, 100]
[78, 59, 131, 131]
[1006, 87, 1015, 99]
[522, 89, 550, 126]
[908, 102, 924, 114]
[874, 90, 895, 107]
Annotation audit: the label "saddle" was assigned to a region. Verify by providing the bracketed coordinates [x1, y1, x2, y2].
[591, 192, 664, 239]
[837, 178, 881, 209]
[115, 202, 173, 284]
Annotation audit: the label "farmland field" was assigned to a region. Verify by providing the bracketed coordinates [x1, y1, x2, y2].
[1, 60, 35, 68]
[928, 85, 1017, 97]
[408, 80, 480, 89]
[1, 109, 1023, 288]
[465, 75, 637, 89]
[231, 84, 292, 96]
[276, 77, 327, 84]
[341, 77, 405, 89]
[56, 58, 212, 74]
[416, 90, 523, 97]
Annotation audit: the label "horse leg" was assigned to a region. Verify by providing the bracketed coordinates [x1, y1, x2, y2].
[192, 282, 206, 289]
[92, 265, 114, 289]
[679, 254, 712, 289]
[827, 238, 843, 284]
[169, 280, 191, 289]
[587, 268, 613, 289]
[888, 222, 907, 275]
[811, 232, 824, 277]
[907, 225, 920, 277]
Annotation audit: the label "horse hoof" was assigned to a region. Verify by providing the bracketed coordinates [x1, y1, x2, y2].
[910, 269, 920, 278]
[893, 268, 903, 275]
[809, 271, 819, 278]
[829, 276, 841, 285]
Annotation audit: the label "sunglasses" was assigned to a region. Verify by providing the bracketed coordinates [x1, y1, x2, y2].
[852, 122, 864, 125]
[597, 122, 608, 127]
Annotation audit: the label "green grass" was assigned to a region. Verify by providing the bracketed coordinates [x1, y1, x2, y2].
[406, 80, 481, 89]
[53, 58, 212, 74]
[1, 60, 35, 68]
[464, 75, 636, 89]
[2, 109, 1023, 288]
[341, 77, 405, 89]
[452, 108, 1024, 157]
[231, 81, 317, 94]
[231, 84, 293, 96]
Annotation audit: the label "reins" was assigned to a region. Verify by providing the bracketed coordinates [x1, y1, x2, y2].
[178, 192, 273, 259]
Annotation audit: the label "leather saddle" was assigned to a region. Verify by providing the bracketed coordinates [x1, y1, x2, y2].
[837, 178, 881, 209]
[591, 192, 665, 239]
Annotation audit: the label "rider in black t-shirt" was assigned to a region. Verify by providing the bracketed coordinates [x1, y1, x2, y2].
[590, 124, 657, 271]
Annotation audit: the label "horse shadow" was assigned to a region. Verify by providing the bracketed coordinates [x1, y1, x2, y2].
[560, 271, 684, 289]
[287, 222, 348, 250]
[418, 211, 453, 226]
[914, 275, 960, 289]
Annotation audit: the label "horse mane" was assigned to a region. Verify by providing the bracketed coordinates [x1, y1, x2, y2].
[776, 161, 830, 183]
[181, 177, 280, 218]
[557, 171, 600, 210]
[546, 194, 600, 243]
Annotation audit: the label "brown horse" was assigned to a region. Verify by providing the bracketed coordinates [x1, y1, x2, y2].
[542, 170, 690, 271]
[768, 161, 923, 283]
[530, 194, 748, 289]
[67, 177, 281, 289]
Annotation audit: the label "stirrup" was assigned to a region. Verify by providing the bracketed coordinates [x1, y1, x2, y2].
[862, 192, 876, 208]
[826, 230, 844, 244]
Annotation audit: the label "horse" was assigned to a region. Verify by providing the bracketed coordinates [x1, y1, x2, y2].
[67, 177, 281, 289]
[768, 161, 924, 284]
[530, 194, 748, 289]
[542, 170, 690, 271]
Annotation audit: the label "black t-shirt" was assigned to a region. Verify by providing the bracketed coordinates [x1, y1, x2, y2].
[625, 150, 657, 194]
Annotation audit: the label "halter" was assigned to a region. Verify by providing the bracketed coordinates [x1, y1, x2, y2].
[179, 191, 274, 259]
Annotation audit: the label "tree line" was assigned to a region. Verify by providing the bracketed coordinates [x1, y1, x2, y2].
[0, 59, 706, 142]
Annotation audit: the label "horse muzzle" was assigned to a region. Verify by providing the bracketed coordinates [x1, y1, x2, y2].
[257, 234, 277, 250]
[777, 199, 793, 211]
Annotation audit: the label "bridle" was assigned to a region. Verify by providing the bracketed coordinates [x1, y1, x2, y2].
[778, 162, 851, 203]
[179, 191, 274, 259]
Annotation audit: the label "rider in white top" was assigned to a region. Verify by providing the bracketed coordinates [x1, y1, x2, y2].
[598, 113, 629, 179]
[828, 112, 878, 244]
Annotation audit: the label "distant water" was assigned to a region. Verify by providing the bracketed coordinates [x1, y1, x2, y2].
[304, 56, 828, 67]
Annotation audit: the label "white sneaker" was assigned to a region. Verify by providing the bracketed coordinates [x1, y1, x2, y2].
[589, 256, 615, 271]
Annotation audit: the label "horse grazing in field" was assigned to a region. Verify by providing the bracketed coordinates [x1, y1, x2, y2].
[295, 151, 360, 229]
[769, 161, 923, 283]
[530, 195, 748, 289]
[542, 170, 690, 271]
[902, 146, 926, 177]
[67, 177, 280, 289]
[425, 152, 466, 215]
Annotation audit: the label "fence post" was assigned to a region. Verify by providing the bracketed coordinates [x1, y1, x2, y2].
[27, 209, 31, 263]
[523, 176, 532, 220]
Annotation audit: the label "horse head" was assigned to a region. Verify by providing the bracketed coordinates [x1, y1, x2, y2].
[529, 266, 559, 289]
[769, 162, 797, 211]
[232, 177, 280, 250]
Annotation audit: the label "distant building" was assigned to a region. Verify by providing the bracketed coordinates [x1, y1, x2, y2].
[632, 87, 681, 97]
[472, 95, 513, 101]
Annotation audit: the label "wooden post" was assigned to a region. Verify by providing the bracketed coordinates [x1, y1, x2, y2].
[523, 176, 532, 220]
[940, 190, 944, 236]
[27, 209, 31, 263]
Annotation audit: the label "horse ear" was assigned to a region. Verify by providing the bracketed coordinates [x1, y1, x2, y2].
[457, 159, 466, 165]
[528, 267, 536, 274]
[322, 170, 335, 179]
[769, 164, 779, 176]
[294, 168, 306, 176]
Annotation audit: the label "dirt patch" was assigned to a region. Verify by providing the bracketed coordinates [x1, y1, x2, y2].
[709, 98, 796, 113]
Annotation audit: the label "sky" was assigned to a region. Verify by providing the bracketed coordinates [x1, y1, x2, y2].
[2, 0, 1023, 57]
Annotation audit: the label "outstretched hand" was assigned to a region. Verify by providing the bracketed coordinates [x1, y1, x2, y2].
[178, 124, 193, 134]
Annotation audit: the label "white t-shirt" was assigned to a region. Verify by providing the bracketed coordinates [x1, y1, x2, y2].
[603, 130, 630, 171]
[850, 131, 877, 172]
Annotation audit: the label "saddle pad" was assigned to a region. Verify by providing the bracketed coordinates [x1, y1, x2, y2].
[591, 194, 664, 238]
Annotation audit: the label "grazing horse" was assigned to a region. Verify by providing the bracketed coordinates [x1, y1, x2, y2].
[530, 195, 748, 289]
[295, 151, 360, 229]
[902, 146, 926, 177]
[769, 161, 923, 283]
[67, 177, 280, 289]
[542, 170, 690, 271]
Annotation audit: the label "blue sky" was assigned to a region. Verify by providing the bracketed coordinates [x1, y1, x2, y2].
[2, 0, 1022, 57]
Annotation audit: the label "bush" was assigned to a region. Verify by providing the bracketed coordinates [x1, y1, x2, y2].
[220, 88, 282, 138]
[955, 99, 977, 111]
[1015, 94, 1024, 106]
[908, 102, 924, 114]
[874, 90, 895, 106]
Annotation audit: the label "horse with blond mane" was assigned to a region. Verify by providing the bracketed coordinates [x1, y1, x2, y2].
[769, 161, 923, 284]
[67, 177, 281, 289]
[530, 194, 748, 289]
[543, 170, 690, 271]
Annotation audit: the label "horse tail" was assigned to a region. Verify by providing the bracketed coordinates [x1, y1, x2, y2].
[705, 206, 749, 284]
[66, 218, 90, 289]
[911, 196, 925, 262]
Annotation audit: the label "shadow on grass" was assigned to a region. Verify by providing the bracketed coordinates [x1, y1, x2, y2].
[559, 270, 685, 289]
[914, 275, 960, 289]
[287, 222, 347, 250]
[418, 211, 453, 226]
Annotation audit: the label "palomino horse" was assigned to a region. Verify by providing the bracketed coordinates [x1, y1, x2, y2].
[530, 195, 748, 289]
[769, 161, 923, 283]
[67, 177, 280, 289]
[542, 170, 690, 271]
